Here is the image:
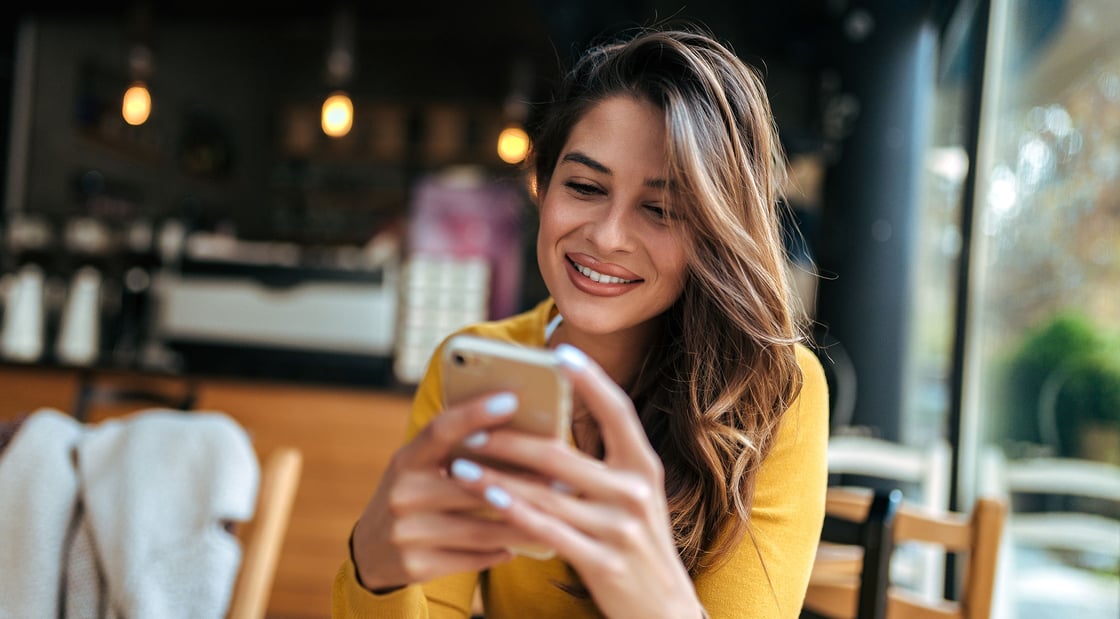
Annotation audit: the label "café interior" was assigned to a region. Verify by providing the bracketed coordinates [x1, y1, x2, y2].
[0, 0, 1116, 617]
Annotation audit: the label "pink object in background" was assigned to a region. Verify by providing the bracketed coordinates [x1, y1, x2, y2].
[407, 168, 525, 319]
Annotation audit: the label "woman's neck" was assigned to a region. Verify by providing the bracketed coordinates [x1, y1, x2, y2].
[548, 317, 658, 395]
[546, 311, 663, 456]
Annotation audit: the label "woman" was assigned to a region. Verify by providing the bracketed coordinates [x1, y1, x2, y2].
[334, 25, 828, 618]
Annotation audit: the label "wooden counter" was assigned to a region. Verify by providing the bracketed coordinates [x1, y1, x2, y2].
[0, 364, 413, 619]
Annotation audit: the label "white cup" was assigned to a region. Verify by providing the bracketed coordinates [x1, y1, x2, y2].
[1, 264, 46, 362]
[56, 266, 103, 366]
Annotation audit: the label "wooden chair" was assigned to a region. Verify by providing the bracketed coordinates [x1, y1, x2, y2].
[1, 406, 301, 618]
[228, 446, 304, 619]
[981, 450, 1120, 559]
[802, 488, 903, 619]
[980, 448, 1119, 618]
[68, 374, 302, 617]
[804, 487, 1006, 619]
[71, 379, 303, 619]
[827, 436, 951, 513]
[826, 435, 952, 600]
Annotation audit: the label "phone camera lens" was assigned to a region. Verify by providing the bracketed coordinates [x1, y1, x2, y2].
[452, 352, 466, 366]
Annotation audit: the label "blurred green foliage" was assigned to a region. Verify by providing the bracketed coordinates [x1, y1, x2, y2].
[999, 313, 1120, 457]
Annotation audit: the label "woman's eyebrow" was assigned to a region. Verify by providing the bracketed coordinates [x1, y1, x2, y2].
[561, 151, 610, 174]
[560, 151, 670, 189]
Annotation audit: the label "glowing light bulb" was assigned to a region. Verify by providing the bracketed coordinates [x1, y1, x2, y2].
[122, 82, 151, 126]
[322, 91, 354, 137]
[497, 124, 530, 164]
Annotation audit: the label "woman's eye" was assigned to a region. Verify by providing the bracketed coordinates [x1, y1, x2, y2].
[564, 181, 602, 196]
[644, 205, 667, 220]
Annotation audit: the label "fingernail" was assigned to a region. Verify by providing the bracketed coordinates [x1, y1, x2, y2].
[451, 459, 483, 482]
[486, 392, 518, 416]
[485, 486, 512, 510]
[462, 431, 489, 448]
[556, 344, 589, 370]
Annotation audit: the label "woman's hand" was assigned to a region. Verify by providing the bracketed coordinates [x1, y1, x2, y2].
[349, 391, 539, 592]
[448, 344, 705, 618]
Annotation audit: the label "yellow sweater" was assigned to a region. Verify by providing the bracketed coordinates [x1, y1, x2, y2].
[333, 298, 829, 618]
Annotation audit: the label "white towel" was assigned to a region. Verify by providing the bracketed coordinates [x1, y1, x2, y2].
[77, 409, 259, 619]
[0, 409, 84, 619]
[0, 407, 260, 619]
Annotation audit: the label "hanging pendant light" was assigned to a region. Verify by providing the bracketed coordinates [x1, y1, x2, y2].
[497, 57, 533, 164]
[321, 6, 356, 138]
[122, 42, 153, 126]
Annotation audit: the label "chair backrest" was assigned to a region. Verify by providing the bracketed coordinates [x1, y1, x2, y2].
[828, 435, 952, 514]
[803, 489, 903, 619]
[981, 449, 1120, 558]
[228, 446, 304, 619]
[827, 435, 952, 599]
[72, 370, 199, 422]
[804, 487, 1006, 619]
[979, 447, 1119, 619]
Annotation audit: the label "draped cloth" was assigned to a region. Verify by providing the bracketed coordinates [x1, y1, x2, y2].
[0, 408, 260, 619]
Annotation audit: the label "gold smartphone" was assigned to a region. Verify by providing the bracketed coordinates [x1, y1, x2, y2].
[440, 334, 572, 559]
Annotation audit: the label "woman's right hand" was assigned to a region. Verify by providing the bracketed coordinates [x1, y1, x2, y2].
[349, 391, 536, 592]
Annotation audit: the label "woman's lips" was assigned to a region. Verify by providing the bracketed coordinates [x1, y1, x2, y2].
[566, 255, 641, 282]
[565, 256, 641, 296]
[570, 260, 637, 284]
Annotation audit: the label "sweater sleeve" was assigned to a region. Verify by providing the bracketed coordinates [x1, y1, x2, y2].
[332, 557, 478, 619]
[692, 344, 830, 618]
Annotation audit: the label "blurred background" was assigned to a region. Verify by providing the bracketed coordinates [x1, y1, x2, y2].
[0, 1, 1116, 617]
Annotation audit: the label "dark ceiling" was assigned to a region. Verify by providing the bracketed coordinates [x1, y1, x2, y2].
[5, 0, 841, 68]
[2, 1, 962, 138]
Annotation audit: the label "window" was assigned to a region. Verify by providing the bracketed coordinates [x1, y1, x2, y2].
[963, 1, 1119, 617]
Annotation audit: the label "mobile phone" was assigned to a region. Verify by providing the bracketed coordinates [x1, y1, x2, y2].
[440, 333, 572, 559]
[442, 334, 572, 461]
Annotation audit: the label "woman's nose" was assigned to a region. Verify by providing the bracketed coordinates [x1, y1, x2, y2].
[584, 203, 634, 252]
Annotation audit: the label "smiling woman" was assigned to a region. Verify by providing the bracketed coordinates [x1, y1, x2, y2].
[335, 24, 829, 619]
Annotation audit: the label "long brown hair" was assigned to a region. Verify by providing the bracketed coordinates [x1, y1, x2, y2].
[531, 24, 804, 574]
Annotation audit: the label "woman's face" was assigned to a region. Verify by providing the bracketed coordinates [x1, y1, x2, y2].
[536, 95, 690, 342]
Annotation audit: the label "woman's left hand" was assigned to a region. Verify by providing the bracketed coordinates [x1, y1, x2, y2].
[448, 344, 705, 619]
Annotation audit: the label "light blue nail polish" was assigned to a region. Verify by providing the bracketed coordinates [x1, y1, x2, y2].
[463, 431, 489, 448]
[486, 392, 518, 416]
[485, 486, 512, 510]
[556, 344, 589, 370]
[451, 459, 483, 482]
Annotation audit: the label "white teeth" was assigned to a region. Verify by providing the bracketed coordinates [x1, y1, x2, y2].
[574, 262, 635, 284]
